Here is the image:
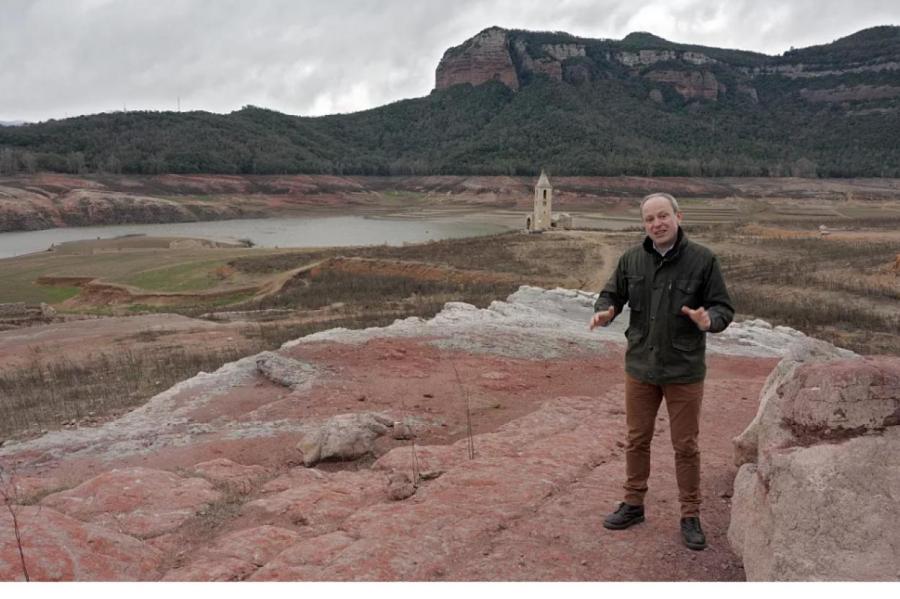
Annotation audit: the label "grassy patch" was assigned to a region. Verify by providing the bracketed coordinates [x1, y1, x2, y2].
[39, 285, 81, 304]
[0, 246, 269, 303]
[122, 259, 232, 292]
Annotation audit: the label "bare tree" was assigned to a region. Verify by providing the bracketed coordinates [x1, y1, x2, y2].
[0, 464, 30, 581]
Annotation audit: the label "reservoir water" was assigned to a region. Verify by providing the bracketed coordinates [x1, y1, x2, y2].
[0, 213, 517, 259]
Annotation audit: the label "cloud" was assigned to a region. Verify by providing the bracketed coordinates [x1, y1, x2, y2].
[1, 0, 898, 121]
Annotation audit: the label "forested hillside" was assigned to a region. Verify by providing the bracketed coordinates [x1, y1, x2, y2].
[1, 26, 898, 178]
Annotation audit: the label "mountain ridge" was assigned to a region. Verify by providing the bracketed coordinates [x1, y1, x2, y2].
[0, 26, 898, 178]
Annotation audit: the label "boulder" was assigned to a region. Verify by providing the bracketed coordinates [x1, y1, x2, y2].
[386, 472, 416, 501]
[390, 420, 416, 440]
[732, 338, 856, 466]
[255, 351, 315, 389]
[728, 345, 900, 581]
[296, 412, 393, 466]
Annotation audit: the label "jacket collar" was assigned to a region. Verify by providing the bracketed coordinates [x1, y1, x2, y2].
[643, 226, 686, 260]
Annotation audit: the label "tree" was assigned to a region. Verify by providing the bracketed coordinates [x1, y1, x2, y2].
[0, 148, 16, 175]
[791, 157, 818, 178]
[66, 151, 86, 174]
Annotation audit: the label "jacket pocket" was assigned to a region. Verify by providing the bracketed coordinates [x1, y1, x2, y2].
[672, 278, 701, 312]
[626, 275, 645, 312]
[671, 278, 704, 351]
[625, 275, 646, 344]
[672, 331, 704, 351]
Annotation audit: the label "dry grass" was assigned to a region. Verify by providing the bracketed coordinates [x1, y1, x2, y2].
[250, 269, 519, 312]
[229, 231, 603, 281]
[713, 234, 900, 356]
[2, 217, 897, 440]
[0, 346, 260, 439]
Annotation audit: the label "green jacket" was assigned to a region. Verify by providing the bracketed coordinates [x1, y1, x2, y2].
[594, 228, 734, 384]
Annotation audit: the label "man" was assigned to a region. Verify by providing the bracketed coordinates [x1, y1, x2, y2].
[589, 192, 734, 550]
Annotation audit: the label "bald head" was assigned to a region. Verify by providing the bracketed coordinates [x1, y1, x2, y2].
[640, 192, 679, 215]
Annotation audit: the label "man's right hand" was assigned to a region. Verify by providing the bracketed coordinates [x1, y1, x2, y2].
[589, 306, 615, 330]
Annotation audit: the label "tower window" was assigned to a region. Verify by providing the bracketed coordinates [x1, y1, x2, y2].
[543, 190, 547, 199]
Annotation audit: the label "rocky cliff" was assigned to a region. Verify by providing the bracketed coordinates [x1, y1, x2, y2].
[435, 26, 900, 106]
[435, 27, 519, 91]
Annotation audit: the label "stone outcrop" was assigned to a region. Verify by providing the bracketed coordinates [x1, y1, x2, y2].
[615, 49, 678, 67]
[295, 412, 394, 466]
[728, 341, 900, 581]
[255, 352, 316, 389]
[644, 70, 723, 100]
[744, 60, 900, 79]
[799, 84, 900, 103]
[512, 40, 564, 82]
[435, 27, 519, 91]
[614, 49, 714, 67]
[541, 43, 586, 61]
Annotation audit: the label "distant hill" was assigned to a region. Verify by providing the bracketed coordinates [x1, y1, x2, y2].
[0, 26, 898, 177]
[0, 120, 25, 127]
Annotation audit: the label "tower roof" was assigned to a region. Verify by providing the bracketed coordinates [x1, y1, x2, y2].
[536, 170, 551, 188]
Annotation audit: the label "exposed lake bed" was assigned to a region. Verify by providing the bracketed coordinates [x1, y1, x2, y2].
[0, 209, 519, 259]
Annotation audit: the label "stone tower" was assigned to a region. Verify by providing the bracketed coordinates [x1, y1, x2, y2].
[532, 170, 552, 231]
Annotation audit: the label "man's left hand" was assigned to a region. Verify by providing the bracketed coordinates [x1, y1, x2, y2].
[681, 306, 711, 331]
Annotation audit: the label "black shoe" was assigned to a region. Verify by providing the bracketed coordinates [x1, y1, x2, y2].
[680, 517, 707, 550]
[603, 502, 645, 530]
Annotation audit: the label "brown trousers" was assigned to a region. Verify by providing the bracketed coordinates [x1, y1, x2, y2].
[623, 373, 704, 517]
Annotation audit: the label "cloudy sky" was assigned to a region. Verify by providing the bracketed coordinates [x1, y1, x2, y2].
[2, 0, 898, 122]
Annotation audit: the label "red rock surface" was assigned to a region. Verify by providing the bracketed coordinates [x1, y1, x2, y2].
[0, 288, 797, 580]
[40, 467, 222, 538]
[192, 458, 269, 494]
[0, 506, 162, 581]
